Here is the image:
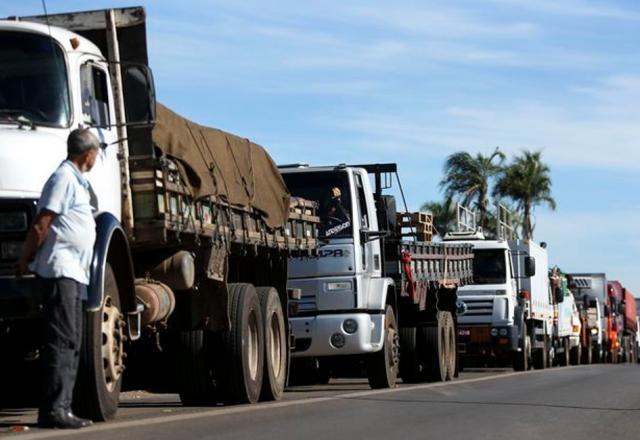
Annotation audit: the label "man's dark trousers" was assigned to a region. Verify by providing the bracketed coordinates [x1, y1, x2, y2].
[39, 278, 84, 416]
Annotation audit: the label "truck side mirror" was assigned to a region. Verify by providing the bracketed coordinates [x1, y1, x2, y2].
[524, 256, 536, 277]
[555, 287, 564, 304]
[122, 64, 156, 126]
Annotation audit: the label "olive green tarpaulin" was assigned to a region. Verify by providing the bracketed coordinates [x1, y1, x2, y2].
[152, 103, 290, 229]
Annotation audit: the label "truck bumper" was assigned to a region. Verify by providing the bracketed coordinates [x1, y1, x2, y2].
[0, 276, 46, 320]
[457, 325, 519, 357]
[290, 312, 385, 357]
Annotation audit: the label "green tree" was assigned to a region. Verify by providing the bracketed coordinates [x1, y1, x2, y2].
[420, 199, 456, 238]
[493, 150, 556, 241]
[440, 147, 505, 231]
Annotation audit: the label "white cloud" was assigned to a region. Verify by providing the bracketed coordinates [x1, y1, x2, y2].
[490, 0, 640, 20]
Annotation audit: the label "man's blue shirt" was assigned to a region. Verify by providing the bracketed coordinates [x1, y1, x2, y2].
[30, 160, 96, 286]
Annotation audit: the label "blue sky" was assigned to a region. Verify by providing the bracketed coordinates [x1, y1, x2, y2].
[4, 1, 640, 294]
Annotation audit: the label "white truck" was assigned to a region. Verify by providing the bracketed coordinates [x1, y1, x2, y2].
[0, 7, 319, 420]
[550, 267, 582, 366]
[280, 163, 474, 388]
[449, 231, 554, 371]
[569, 273, 606, 362]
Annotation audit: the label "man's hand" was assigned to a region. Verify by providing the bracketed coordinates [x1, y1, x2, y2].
[16, 209, 57, 278]
[15, 258, 30, 278]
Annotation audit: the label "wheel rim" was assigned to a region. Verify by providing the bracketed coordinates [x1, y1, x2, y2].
[388, 326, 400, 371]
[268, 311, 283, 379]
[247, 310, 260, 381]
[101, 296, 124, 392]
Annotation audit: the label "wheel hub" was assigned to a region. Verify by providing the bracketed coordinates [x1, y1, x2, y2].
[102, 296, 124, 392]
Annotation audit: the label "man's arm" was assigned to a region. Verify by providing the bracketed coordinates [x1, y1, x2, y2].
[16, 210, 57, 276]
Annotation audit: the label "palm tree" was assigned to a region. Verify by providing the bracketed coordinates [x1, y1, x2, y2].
[440, 147, 505, 231]
[493, 150, 556, 241]
[420, 199, 456, 238]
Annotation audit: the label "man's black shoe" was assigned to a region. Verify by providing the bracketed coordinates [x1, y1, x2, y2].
[37, 410, 93, 429]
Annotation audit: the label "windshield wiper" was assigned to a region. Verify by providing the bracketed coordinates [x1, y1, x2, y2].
[0, 110, 35, 129]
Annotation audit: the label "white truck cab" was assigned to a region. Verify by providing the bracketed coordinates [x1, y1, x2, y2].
[0, 20, 122, 212]
[447, 231, 554, 370]
[282, 165, 390, 357]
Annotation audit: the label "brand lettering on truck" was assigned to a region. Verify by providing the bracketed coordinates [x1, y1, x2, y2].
[318, 249, 351, 258]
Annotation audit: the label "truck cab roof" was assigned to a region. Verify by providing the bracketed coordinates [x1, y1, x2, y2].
[0, 19, 101, 57]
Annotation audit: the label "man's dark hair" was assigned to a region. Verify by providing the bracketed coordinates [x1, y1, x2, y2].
[67, 128, 100, 156]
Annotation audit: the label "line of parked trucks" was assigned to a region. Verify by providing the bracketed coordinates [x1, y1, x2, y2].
[0, 6, 637, 423]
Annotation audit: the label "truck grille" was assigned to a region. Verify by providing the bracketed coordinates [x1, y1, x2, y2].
[296, 292, 317, 313]
[0, 199, 37, 276]
[463, 299, 493, 316]
[459, 298, 494, 324]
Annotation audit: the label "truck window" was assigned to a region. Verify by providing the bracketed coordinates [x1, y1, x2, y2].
[354, 174, 369, 229]
[80, 63, 110, 127]
[0, 31, 71, 127]
[472, 249, 507, 285]
[283, 171, 352, 238]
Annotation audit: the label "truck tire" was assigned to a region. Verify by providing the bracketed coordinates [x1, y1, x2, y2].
[532, 334, 547, 370]
[513, 325, 530, 372]
[176, 329, 216, 406]
[559, 338, 570, 367]
[399, 327, 422, 383]
[256, 287, 287, 401]
[366, 305, 399, 389]
[74, 264, 123, 421]
[445, 313, 456, 381]
[581, 345, 592, 365]
[423, 311, 448, 382]
[570, 343, 581, 366]
[217, 283, 265, 404]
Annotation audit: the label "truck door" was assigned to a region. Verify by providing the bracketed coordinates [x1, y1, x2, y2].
[79, 60, 121, 218]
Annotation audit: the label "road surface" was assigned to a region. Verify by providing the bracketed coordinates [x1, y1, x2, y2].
[1, 364, 639, 439]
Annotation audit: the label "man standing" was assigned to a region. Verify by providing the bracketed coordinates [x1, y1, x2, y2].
[17, 128, 100, 429]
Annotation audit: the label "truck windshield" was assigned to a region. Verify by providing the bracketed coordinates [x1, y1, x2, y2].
[283, 171, 353, 238]
[0, 31, 71, 127]
[473, 249, 507, 284]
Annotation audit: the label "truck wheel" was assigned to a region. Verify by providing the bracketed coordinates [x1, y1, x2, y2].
[74, 263, 123, 421]
[366, 305, 399, 389]
[424, 311, 448, 382]
[217, 283, 264, 404]
[176, 329, 216, 406]
[445, 313, 456, 381]
[570, 343, 581, 366]
[559, 338, 570, 367]
[399, 327, 422, 383]
[513, 325, 530, 372]
[532, 334, 548, 370]
[581, 345, 592, 365]
[256, 287, 286, 401]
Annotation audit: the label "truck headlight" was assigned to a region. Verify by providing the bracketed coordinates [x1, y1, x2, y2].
[326, 281, 352, 291]
[330, 333, 346, 348]
[0, 212, 28, 232]
[591, 328, 598, 335]
[343, 319, 358, 334]
[1, 241, 22, 260]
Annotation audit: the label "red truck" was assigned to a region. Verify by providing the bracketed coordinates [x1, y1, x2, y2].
[607, 281, 638, 363]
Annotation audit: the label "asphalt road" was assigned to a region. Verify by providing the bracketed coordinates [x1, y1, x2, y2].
[2, 364, 639, 439]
